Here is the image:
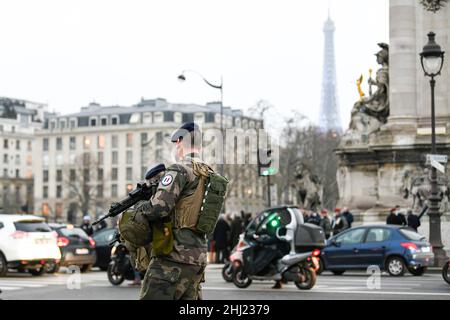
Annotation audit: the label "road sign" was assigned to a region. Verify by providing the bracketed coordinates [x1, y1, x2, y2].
[426, 154, 448, 164]
[431, 160, 446, 173]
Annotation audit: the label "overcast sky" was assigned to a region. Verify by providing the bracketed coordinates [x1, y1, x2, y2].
[0, 0, 388, 132]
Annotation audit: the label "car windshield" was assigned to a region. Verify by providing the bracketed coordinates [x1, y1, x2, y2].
[399, 228, 426, 241]
[60, 227, 89, 239]
[14, 221, 51, 232]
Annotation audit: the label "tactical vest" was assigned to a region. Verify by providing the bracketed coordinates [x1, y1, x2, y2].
[173, 161, 229, 235]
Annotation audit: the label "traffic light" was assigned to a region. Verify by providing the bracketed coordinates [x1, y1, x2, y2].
[257, 148, 277, 176]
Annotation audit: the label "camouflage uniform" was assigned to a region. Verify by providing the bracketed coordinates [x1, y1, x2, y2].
[140, 153, 207, 300]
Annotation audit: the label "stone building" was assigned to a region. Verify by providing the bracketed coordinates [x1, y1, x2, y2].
[33, 98, 267, 223]
[0, 97, 48, 214]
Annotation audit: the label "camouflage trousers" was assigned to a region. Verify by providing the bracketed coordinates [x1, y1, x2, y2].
[140, 257, 205, 300]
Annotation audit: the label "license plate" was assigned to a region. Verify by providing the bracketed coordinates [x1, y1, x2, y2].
[422, 247, 431, 253]
[35, 238, 50, 244]
[76, 248, 89, 255]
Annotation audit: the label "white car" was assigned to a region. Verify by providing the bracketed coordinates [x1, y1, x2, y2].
[0, 214, 61, 276]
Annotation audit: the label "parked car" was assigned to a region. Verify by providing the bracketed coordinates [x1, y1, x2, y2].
[0, 214, 61, 276]
[320, 225, 434, 276]
[48, 223, 97, 273]
[93, 228, 117, 271]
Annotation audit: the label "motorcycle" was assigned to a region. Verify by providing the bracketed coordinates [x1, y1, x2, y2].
[222, 234, 245, 282]
[107, 233, 143, 286]
[230, 206, 325, 290]
[443, 259, 450, 285]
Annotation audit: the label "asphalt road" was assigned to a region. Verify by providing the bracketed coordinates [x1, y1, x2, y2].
[0, 265, 449, 300]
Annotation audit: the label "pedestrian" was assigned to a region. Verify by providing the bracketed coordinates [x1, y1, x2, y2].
[342, 207, 354, 228]
[306, 211, 321, 226]
[397, 209, 407, 226]
[138, 122, 227, 300]
[332, 208, 348, 236]
[229, 212, 244, 249]
[407, 209, 421, 232]
[386, 208, 398, 225]
[319, 209, 332, 239]
[80, 215, 94, 236]
[213, 214, 231, 263]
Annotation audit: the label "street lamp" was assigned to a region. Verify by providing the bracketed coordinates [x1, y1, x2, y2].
[177, 70, 224, 175]
[419, 31, 447, 267]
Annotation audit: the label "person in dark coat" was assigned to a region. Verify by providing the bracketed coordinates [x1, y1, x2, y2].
[397, 209, 407, 226]
[342, 207, 354, 228]
[319, 209, 332, 239]
[80, 215, 94, 236]
[306, 212, 321, 226]
[213, 214, 231, 263]
[386, 208, 398, 225]
[407, 209, 421, 232]
[229, 212, 244, 249]
[332, 209, 348, 236]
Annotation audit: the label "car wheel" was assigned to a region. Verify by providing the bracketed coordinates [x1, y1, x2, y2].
[0, 253, 7, 277]
[408, 267, 426, 276]
[29, 267, 45, 276]
[386, 256, 406, 277]
[80, 264, 92, 273]
[232, 265, 252, 288]
[46, 262, 60, 274]
[331, 270, 345, 276]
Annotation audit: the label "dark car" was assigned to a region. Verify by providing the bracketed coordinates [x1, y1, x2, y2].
[320, 225, 434, 276]
[93, 228, 117, 271]
[48, 224, 97, 273]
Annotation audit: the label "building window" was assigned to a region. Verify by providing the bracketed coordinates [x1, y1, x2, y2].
[98, 168, 104, 180]
[90, 118, 97, 126]
[111, 135, 118, 148]
[42, 138, 48, 151]
[83, 136, 91, 149]
[111, 184, 118, 197]
[126, 151, 132, 164]
[4, 139, 8, 149]
[154, 112, 163, 123]
[70, 120, 76, 129]
[3, 154, 7, 164]
[97, 135, 105, 149]
[83, 169, 90, 182]
[83, 152, 91, 165]
[164, 111, 174, 122]
[101, 118, 107, 126]
[15, 169, 19, 178]
[69, 136, 76, 150]
[112, 151, 118, 165]
[43, 170, 49, 182]
[98, 152, 104, 165]
[43, 186, 48, 199]
[112, 168, 118, 181]
[141, 132, 148, 145]
[60, 121, 66, 130]
[56, 137, 62, 151]
[16, 140, 20, 150]
[56, 185, 62, 199]
[70, 169, 76, 182]
[3, 169, 7, 177]
[126, 168, 132, 181]
[126, 133, 133, 148]
[143, 112, 152, 124]
[15, 155, 20, 165]
[111, 117, 118, 125]
[50, 121, 56, 130]
[56, 169, 62, 182]
[182, 113, 194, 123]
[27, 141, 32, 151]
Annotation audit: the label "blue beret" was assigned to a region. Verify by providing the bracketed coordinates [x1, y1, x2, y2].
[170, 122, 200, 142]
[145, 163, 166, 180]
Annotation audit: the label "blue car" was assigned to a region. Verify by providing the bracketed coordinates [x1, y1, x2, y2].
[320, 225, 434, 276]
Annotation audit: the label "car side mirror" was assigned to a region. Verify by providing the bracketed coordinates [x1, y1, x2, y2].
[331, 239, 340, 247]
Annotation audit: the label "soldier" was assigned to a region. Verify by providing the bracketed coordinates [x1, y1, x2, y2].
[139, 122, 212, 300]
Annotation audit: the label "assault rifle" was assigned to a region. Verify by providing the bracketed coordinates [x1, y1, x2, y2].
[92, 164, 166, 226]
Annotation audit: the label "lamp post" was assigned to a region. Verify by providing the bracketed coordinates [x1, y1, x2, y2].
[178, 70, 224, 176]
[419, 31, 447, 267]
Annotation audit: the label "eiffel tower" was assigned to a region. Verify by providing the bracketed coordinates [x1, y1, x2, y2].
[318, 10, 342, 134]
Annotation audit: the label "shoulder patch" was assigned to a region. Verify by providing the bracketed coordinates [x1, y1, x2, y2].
[161, 174, 174, 186]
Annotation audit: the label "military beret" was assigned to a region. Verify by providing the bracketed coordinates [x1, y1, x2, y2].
[170, 122, 200, 142]
[144, 163, 166, 180]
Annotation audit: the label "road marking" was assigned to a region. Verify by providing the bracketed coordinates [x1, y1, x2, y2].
[0, 286, 22, 291]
